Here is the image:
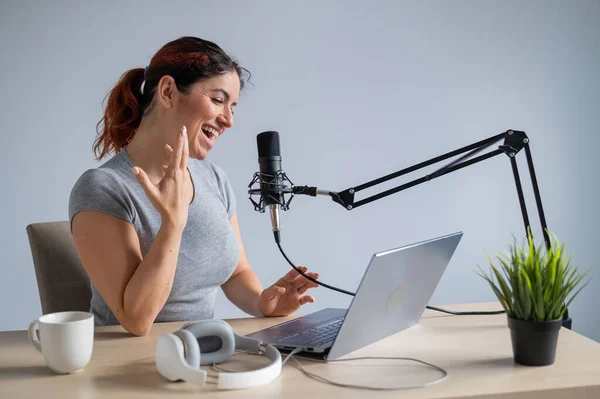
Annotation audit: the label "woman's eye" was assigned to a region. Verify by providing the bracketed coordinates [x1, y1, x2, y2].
[212, 98, 224, 104]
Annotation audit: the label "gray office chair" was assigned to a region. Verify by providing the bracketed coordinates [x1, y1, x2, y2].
[26, 221, 92, 314]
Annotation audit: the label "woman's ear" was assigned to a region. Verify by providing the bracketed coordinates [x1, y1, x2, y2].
[156, 75, 177, 109]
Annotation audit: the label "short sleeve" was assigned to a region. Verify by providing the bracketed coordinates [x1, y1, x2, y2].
[211, 164, 237, 218]
[68, 169, 136, 232]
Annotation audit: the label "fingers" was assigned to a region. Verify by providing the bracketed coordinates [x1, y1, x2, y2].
[296, 274, 320, 294]
[280, 266, 309, 284]
[262, 285, 286, 301]
[180, 125, 189, 170]
[262, 285, 315, 304]
[293, 271, 320, 290]
[132, 166, 157, 199]
[162, 145, 173, 173]
[300, 296, 315, 305]
[168, 126, 186, 171]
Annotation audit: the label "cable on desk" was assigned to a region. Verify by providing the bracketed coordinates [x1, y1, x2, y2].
[426, 305, 506, 316]
[283, 347, 303, 365]
[290, 355, 448, 390]
[211, 349, 448, 390]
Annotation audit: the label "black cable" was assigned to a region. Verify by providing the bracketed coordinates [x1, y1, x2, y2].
[425, 305, 506, 316]
[276, 240, 507, 316]
[277, 241, 356, 296]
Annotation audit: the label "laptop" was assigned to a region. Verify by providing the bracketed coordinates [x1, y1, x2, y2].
[247, 231, 463, 361]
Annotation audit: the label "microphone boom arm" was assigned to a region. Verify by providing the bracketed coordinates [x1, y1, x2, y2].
[327, 129, 551, 251]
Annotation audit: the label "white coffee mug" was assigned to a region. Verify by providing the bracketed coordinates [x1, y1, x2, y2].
[28, 311, 94, 374]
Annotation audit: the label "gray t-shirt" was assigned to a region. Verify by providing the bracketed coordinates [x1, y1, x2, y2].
[69, 149, 240, 326]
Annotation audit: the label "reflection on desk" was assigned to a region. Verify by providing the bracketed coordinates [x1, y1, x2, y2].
[1, 302, 599, 398]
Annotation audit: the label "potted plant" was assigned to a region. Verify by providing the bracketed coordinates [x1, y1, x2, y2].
[478, 230, 589, 366]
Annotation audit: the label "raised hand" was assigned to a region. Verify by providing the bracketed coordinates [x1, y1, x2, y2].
[132, 126, 192, 231]
[258, 266, 320, 317]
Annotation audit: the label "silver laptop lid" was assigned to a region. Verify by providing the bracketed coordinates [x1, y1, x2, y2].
[327, 231, 463, 360]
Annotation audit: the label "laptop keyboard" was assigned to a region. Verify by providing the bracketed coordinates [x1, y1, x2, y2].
[278, 317, 344, 347]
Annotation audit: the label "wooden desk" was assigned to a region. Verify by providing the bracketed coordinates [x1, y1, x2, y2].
[1, 303, 599, 398]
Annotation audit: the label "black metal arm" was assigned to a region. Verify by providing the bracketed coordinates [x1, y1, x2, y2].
[328, 129, 551, 251]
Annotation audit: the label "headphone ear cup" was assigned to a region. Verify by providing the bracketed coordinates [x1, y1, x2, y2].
[175, 328, 201, 368]
[155, 333, 187, 382]
[183, 319, 236, 365]
[155, 333, 207, 385]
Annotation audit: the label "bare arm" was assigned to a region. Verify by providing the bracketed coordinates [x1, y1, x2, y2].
[72, 126, 191, 336]
[72, 212, 183, 336]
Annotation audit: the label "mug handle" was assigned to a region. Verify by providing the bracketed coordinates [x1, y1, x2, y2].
[28, 320, 42, 352]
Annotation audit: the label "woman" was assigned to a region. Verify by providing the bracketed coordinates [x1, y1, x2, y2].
[69, 36, 319, 336]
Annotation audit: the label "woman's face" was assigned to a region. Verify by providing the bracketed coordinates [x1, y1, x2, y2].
[173, 72, 240, 160]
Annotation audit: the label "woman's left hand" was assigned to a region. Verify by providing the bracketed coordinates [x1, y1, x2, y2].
[258, 266, 320, 317]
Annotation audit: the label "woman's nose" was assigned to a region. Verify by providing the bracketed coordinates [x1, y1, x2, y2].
[218, 110, 233, 128]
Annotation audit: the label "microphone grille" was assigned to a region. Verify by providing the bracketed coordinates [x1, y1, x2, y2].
[257, 131, 280, 158]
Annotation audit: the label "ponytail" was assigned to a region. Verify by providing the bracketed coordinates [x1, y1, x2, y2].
[93, 68, 145, 160]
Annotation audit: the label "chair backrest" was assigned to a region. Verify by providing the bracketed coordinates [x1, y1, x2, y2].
[26, 221, 92, 314]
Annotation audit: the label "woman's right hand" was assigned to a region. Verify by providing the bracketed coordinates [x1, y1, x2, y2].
[132, 126, 191, 231]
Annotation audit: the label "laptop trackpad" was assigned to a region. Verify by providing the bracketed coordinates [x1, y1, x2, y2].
[246, 308, 346, 342]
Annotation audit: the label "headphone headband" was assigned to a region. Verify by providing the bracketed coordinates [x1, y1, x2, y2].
[214, 342, 282, 390]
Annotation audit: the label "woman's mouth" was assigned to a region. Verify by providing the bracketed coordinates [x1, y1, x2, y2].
[200, 125, 221, 149]
[201, 125, 220, 142]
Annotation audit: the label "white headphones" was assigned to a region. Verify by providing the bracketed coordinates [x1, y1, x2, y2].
[155, 319, 282, 390]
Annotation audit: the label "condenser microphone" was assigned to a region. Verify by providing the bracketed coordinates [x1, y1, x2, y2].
[250, 131, 325, 242]
[257, 131, 285, 243]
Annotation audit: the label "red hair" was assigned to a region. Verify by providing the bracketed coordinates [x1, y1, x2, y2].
[93, 37, 249, 160]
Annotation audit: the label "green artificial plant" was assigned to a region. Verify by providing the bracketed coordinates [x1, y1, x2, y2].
[478, 229, 589, 322]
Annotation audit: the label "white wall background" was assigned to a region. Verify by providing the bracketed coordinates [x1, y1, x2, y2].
[1, 0, 599, 342]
